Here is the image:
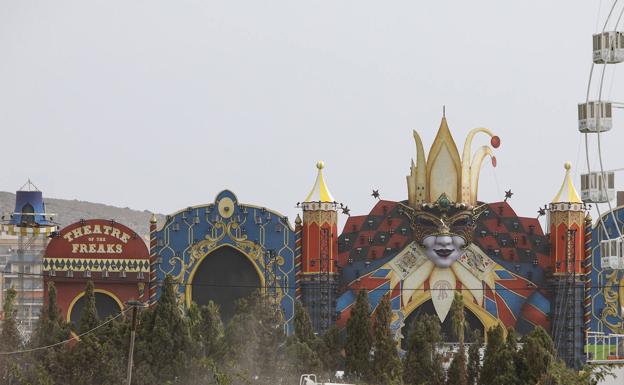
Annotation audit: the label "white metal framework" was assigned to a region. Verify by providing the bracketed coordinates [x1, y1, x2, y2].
[582, 0, 624, 256]
[581, 171, 615, 202]
[586, 332, 624, 363]
[593, 31, 624, 64]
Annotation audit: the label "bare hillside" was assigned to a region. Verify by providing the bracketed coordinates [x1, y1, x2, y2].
[0, 191, 164, 241]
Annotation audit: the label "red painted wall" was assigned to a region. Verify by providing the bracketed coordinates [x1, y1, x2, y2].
[43, 219, 150, 321]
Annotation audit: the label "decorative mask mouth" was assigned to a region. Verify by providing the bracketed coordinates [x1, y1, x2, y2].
[434, 249, 454, 258]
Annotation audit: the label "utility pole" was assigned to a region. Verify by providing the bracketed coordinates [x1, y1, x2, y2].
[126, 300, 146, 385]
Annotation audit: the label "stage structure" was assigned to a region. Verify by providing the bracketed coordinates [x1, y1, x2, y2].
[149, 190, 297, 332]
[43, 219, 150, 325]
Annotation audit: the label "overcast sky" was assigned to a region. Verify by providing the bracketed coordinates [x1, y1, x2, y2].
[1, 1, 623, 228]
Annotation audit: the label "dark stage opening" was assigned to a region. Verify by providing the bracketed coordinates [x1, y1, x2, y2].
[401, 299, 485, 349]
[70, 292, 121, 327]
[190, 245, 262, 322]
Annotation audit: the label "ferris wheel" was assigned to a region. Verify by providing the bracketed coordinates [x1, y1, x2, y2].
[580, 0, 624, 267]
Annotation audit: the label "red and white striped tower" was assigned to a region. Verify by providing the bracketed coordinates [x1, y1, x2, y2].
[149, 213, 158, 305]
[583, 213, 593, 332]
[294, 214, 303, 300]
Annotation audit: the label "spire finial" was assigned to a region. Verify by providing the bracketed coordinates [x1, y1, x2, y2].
[443, 105, 446, 118]
[303, 161, 335, 203]
[551, 161, 582, 204]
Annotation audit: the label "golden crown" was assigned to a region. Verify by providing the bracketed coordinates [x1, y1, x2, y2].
[406, 115, 500, 208]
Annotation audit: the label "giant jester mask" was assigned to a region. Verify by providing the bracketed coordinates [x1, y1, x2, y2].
[409, 194, 479, 268]
[405, 115, 499, 268]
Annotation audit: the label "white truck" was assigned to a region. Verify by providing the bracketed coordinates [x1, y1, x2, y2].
[299, 374, 354, 385]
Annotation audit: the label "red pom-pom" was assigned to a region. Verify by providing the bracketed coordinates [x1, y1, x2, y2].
[491, 136, 501, 148]
[491, 156, 497, 167]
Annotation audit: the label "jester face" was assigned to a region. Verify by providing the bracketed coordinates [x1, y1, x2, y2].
[410, 194, 477, 268]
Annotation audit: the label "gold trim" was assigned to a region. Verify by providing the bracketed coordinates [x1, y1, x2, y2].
[66, 289, 124, 322]
[185, 243, 266, 308]
[154, 190, 294, 233]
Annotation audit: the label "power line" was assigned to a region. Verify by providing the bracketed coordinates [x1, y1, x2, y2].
[0, 307, 130, 356]
[5, 270, 624, 292]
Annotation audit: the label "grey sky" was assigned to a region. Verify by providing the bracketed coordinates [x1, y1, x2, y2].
[1, 1, 622, 227]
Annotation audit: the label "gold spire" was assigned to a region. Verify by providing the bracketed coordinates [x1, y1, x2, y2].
[303, 161, 335, 203]
[150, 213, 157, 224]
[552, 162, 583, 204]
[426, 117, 462, 203]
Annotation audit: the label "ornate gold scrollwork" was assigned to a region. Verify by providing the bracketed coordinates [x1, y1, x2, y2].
[601, 271, 624, 333]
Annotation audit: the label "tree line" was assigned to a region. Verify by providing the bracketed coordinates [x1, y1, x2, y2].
[0, 278, 613, 385]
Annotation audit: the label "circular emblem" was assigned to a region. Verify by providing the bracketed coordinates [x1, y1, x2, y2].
[218, 197, 235, 218]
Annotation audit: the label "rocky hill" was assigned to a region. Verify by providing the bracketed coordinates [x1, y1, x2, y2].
[0, 191, 164, 241]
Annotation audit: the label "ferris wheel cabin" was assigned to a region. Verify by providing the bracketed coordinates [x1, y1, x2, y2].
[593, 31, 624, 64]
[578, 101, 612, 133]
[580, 171, 615, 203]
[600, 238, 624, 270]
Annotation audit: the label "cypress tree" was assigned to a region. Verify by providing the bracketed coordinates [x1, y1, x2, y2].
[61, 280, 125, 385]
[522, 326, 554, 384]
[78, 280, 99, 334]
[27, 282, 71, 385]
[294, 301, 315, 345]
[134, 275, 194, 385]
[1, 288, 21, 351]
[32, 282, 71, 347]
[480, 325, 516, 385]
[0, 287, 22, 384]
[466, 330, 481, 385]
[403, 314, 445, 385]
[344, 289, 373, 381]
[223, 290, 287, 384]
[199, 301, 224, 358]
[447, 292, 467, 385]
[320, 325, 343, 375]
[371, 295, 402, 385]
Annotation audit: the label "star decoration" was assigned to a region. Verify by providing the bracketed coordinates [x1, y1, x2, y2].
[504, 190, 514, 202]
[371, 189, 380, 199]
[342, 206, 351, 216]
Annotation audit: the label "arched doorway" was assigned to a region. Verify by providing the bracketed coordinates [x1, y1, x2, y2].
[189, 245, 262, 322]
[69, 291, 122, 327]
[401, 299, 485, 348]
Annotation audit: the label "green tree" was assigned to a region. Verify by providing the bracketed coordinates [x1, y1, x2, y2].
[134, 275, 194, 385]
[447, 292, 467, 385]
[480, 325, 516, 385]
[371, 295, 402, 385]
[223, 290, 287, 385]
[27, 282, 72, 385]
[0, 288, 22, 385]
[58, 280, 126, 385]
[294, 301, 315, 345]
[320, 325, 343, 375]
[402, 314, 445, 385]
[344, 289, 373, 381]
[466, 330, 481, 385]
[1, 288, 21, 351]
[521, 326, 554, 384]
[78, 280, 99, 334]
[200, 301, 225, 358]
